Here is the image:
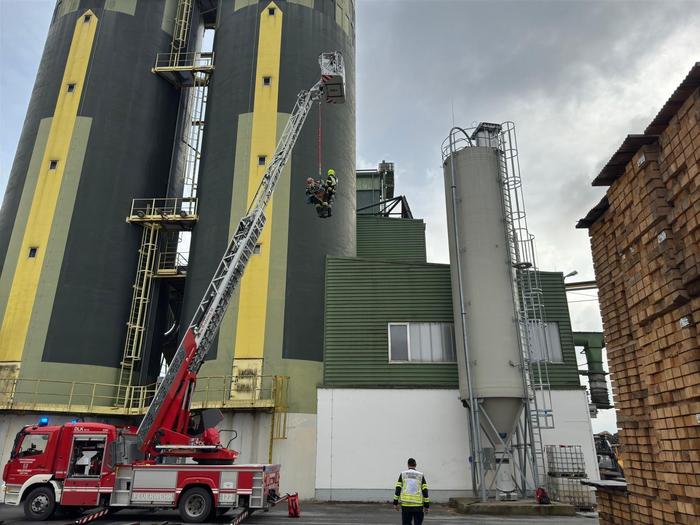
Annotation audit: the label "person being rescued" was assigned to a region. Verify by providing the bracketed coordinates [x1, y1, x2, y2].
[305, 169, 338, 219]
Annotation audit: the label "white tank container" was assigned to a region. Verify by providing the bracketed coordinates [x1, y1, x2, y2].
[443, 133, 525, 440]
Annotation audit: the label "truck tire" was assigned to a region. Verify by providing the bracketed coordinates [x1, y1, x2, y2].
[178, 487, 213, 523]
[23, 486, 56, 521]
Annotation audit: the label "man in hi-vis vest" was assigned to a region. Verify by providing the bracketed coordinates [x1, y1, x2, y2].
[393, 457, 430, 524]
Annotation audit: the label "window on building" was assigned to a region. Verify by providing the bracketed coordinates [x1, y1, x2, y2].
[258, 155, 266, 166]
[527, 321, 563, 363]
[28, 247, 38, 258]
[67, 83, 76, 92]
[388, 322, 456, 363]
[83, 14, 91, 22]
[263, 76, 271, 86]
[268, 7, 275, 15]
[49, 160, 58, 170]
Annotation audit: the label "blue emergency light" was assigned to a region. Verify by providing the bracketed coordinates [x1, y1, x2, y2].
[38, 417, 49, 427]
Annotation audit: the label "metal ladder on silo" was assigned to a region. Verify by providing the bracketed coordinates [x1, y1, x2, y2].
[170, 0, 193, 67]
[116, 223, 160, 408]
[498, 122, 553, 490]
[115, 0, 212, 409]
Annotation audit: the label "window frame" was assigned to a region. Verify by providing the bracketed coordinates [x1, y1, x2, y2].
[388, 322, 457, 364]
[67, 435, 107, 478]
[527, 320, 564, 363]
[388, 322, 411, 363]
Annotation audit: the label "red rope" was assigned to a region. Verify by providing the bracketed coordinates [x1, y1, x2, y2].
[317, 103, 322, 177]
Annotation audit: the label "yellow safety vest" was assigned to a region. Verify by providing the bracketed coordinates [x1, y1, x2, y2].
[398, 469, 426, 507]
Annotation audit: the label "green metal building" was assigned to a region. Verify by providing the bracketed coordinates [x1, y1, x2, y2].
[324, 212, 583, 391]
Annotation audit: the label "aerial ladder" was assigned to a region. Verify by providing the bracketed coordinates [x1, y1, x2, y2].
[1, 53, 345, 525]
[136, 52, 346, 462]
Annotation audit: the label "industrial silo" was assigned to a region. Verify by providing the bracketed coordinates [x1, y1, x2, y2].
[442, 123, 529, 497]
[181, 0, 356, 399]
[0, 1, 179, 390]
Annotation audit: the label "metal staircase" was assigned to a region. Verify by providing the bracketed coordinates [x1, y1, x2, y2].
[498, 121, 554, 489]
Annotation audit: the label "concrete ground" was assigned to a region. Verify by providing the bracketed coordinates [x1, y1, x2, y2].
[0, 502, 598, 525]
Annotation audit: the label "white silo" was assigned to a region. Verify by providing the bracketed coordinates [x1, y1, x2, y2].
[442, 122, 544, 500]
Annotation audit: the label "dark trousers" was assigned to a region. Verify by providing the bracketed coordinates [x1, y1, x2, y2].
[401, 506, 424, 525]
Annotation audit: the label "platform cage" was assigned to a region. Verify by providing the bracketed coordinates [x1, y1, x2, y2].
[545, 445, 596, 510]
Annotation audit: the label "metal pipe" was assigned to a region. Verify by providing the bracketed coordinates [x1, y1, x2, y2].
[447, 127, 486, 501]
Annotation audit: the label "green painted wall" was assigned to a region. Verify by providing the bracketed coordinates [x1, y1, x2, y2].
[356, 216, 426, 263]
[533, 271, 582, 389]
[323, 257, 457, 386]
[323, 260, 582, 390]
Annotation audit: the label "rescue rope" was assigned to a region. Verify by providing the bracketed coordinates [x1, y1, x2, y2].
[317, 102, 323, 178]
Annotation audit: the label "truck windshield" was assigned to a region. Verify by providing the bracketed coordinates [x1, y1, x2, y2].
[17, 434, 49, 457]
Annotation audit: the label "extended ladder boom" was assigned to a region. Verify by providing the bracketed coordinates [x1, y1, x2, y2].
[136, 52, 345, 452]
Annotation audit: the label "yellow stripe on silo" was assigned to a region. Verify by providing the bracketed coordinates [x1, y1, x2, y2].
[0, 11, 97, 362]
[233, 3, 283, 362]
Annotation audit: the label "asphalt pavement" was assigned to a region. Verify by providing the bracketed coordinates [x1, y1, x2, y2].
[0, 503, 599, 525]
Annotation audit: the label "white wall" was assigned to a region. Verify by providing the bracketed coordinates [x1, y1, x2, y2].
[539, 389, 600, 480]
[220, 411, 318, 499]
[315, 388, 599, 501]
[316, 388, 471, 501]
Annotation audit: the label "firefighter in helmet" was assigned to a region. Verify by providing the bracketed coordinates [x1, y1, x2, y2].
[321, 168, 337, 218]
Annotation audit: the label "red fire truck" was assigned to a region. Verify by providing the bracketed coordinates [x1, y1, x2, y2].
[1, 52, 346, 523]
[2, 421, 279, 522]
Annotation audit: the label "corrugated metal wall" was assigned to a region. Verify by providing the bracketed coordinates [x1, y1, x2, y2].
[323, 260, 582, 389]
[535, 271, 582, 388]
[356, 216, 426, 263]
[323, 257, 457, 386]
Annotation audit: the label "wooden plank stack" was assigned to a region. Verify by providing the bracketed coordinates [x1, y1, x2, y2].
[587, 86, 700, 524]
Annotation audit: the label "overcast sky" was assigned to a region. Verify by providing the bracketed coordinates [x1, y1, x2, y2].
[1, 0, 699, 433]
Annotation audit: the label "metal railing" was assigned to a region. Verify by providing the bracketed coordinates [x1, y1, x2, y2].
[128, 197, 198, 220]
[0, 373, 287, 415]
[0, 378, 155, 415]
[153, 51, 214, 71]
[156, 251, 189, 275]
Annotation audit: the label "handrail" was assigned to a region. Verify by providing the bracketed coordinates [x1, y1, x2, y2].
[153, 51, 215, 70]
[0, 374, 288, 414]
[129, 197, 198, 219]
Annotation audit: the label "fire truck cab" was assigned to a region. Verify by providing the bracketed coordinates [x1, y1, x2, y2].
[3, 421, 117, 519]
[2, 420, 280, 522]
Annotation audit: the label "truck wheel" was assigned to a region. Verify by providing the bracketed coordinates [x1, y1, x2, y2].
[23, 486, 56, 521]
[178, 487, 213, 523]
